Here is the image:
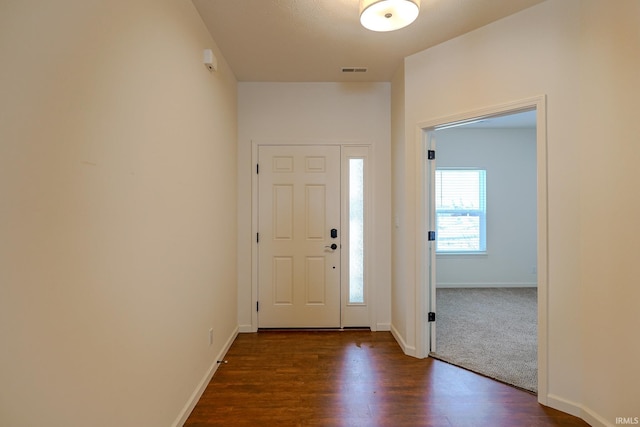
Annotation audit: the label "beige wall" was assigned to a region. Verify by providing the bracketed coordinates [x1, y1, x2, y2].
[394, 0, 640, 425]
[390, 64, 409, 347]
[577, 0, 640, 421]
[0, 1, 238, 426]
[237, 82, 391, 331]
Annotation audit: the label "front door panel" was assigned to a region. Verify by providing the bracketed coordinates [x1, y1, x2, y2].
[258, 145, 341, 327]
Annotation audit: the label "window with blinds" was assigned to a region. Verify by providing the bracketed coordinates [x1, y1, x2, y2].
[435, 169, 487, 253]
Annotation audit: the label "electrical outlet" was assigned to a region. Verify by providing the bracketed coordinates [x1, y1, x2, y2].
[532, 266, 537, 274]
[208, 328, 213, 346]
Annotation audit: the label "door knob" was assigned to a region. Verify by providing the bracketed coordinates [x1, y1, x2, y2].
[325, 243, 338, 250]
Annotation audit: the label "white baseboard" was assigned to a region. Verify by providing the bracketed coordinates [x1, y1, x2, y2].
[172, 326, 239, 427]
[238, 324, 255, 333]
[390, 324, 417, 358]
[436, 282, 537, 288]
[376, 322, 391, 331]
[547, 394, 611, 427]
[173, 325, 613, 427]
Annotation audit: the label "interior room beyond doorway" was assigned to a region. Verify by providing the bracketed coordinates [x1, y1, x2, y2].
[429, 110, 538, 392]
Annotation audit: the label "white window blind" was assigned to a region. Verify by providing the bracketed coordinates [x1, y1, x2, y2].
[435, 169, 486, 252]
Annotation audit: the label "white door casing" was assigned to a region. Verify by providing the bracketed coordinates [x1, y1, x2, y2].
[257, 145, 341, 328]
[416, 95, 548, 403]
[426, 132, 437, 352]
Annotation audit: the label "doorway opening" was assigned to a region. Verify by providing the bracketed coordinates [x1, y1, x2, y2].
[429, 110, 538, 393]
[416, 96, 548, 401]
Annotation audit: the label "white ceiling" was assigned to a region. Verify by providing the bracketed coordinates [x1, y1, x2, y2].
[192, 0, 545, 82]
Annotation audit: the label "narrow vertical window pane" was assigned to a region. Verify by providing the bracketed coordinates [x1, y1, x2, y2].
[349, 158, 364, 303]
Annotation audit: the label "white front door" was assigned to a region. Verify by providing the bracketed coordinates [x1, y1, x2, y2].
[257, 145, 341, 328]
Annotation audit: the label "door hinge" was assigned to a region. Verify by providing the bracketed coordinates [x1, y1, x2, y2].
[256, 301, 259, 312]
[428, 231, 436, 241]
[427, 150, 435, 160]
[256, 233, 259, 243]
[256, 163, 259, 174]
[428, 312, 436, 322]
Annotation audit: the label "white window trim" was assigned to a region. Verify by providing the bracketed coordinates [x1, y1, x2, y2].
[341, 145, 372, 327]
[435, 168, 487, 254]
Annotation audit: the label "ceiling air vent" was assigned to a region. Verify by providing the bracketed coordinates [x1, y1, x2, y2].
[341, 67, 368, 73]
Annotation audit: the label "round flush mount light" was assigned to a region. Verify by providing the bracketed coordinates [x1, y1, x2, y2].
[360, 0, 420, 32]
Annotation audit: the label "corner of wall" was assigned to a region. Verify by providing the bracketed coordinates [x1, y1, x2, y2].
[173, 327, 239, 427]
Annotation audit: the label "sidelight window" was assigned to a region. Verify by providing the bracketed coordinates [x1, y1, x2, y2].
[348, 158, 365, 303]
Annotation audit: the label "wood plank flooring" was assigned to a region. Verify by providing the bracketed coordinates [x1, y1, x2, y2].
[185, 330, 589, 427]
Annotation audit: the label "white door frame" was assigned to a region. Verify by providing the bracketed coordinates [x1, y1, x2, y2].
[414, 95, 548, 404]
[250, 139, 375, 331]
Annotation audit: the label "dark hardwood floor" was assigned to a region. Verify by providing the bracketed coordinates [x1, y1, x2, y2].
[185, 330, 589, 427]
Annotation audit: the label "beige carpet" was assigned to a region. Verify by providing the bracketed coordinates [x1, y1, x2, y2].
[430, 287, 538, 393]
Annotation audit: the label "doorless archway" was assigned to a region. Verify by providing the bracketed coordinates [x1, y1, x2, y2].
[413, 95, 549, 404]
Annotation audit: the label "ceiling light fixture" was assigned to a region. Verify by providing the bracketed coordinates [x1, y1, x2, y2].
[360, 0, 420, 32]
